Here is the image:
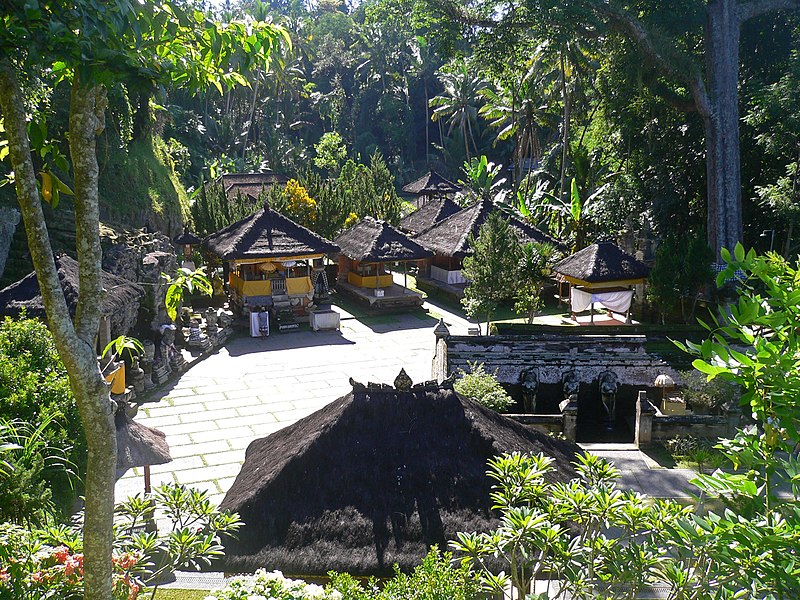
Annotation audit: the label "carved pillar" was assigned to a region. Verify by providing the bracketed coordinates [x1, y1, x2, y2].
[635, 390, 657, 447]
[562, 395, 579, 442]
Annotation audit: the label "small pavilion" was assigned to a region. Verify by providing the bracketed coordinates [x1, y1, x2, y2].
[173, 229, 202, 269]
[203, 206, 339, 318]
[399, 196, 461, 235]
[0, 253, 144, 349]
[414, 198, 563, 295]
[552, 241, 650, 324]
[334, 217, 432, 310]
[221, 172, 290, 201]
[402, 171, 461, 207]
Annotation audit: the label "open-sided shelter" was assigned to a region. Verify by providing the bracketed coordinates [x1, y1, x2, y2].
[399, 196, 461, 235]
[402, 171, 461, 207]
[414, 198, 563, 287]
[0, 252, 144, 347]
[203, 206, 339, 317]
[334, 217, 432, 310]
[553, 241, 650, 323]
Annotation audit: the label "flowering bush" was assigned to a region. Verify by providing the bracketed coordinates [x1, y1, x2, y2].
[284, 179, 317, 229]
[0, 524, 143, 600]
[205, 569, 341, 600]
[0, 483, 240, 599]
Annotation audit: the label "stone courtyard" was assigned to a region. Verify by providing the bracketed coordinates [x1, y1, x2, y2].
[115, 302, 469, 505]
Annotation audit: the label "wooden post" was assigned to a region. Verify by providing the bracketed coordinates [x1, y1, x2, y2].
[144, 464, 151, 495]
[403, 261, 407, 294]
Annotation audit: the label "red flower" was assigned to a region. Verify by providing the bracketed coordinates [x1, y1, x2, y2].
[128, 581, 140, 599]
[52, 546, 70, 564]
[116, 552, 139, 570]
[30, 571, 46, 583]
[0, 567, 9, 583]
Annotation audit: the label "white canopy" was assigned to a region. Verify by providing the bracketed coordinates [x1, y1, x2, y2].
[571, 288, 634, 314]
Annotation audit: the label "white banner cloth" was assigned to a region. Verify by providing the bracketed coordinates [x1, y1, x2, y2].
[571, 288, 634, 314]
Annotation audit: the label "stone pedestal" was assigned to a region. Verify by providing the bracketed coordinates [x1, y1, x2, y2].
[635, 390, 657, 447]
[562, 396, 579, 442]
[310, 308, 340, 331]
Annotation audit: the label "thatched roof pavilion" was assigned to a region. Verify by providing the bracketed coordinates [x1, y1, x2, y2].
[553, 242, 650, 323]
[414, 198, 562, 259]
[0, 253, 144, 338]
[221, 172, 290, 201]
[399, 197, 461, 235]
[218, 374, 578, 575]
[334, 217, 431, 308]
[204, 206, 338, 314]
[204, 206, 338, 260]
[335, 217, 432, 263]
[402, 171, 461, 206]
[553, 242, 650, 287]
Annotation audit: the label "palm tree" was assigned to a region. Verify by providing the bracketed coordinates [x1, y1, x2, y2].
[429, 62, 489, 163]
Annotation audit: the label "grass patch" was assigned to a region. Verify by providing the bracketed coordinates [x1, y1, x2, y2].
[153, 589, 209, 600]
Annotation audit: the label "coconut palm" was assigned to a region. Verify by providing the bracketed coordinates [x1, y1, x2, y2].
[429, 62, 489, 163]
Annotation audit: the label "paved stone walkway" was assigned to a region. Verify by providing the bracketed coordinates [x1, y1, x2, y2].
[116, 296, 703, 505]
[116, 301, 453, 505]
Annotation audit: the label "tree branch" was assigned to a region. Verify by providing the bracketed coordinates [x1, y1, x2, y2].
[737, 0, 800, 23]
[593, 3, 712, 119]
[0, 60, 77, 349]
[69, 80, 106, 345]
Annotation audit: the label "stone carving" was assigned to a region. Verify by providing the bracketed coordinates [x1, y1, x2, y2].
[205, 308, 219, 336]
[520, 368, 539, 414]
[598, 370, 619, 428]
[394, 369, 413, 391]
[561, 371, 579, 402]
[141, 340, 155, 389]
[128, 358, 145, 395]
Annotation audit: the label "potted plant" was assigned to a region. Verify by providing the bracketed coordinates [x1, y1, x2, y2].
[101, 336, 144, 395]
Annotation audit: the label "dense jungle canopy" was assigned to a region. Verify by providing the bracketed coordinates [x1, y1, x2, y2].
[2, 0, 800, 272]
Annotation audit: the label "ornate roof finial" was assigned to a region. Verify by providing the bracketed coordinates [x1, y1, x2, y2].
[394, 368, 413, 391]
[433, 318, 450, 339]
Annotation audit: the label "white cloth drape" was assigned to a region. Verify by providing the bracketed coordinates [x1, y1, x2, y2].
[571, 288, 634, 313]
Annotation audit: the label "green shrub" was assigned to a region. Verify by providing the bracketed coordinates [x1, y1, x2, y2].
[0, 316, 85, 516]
[453, 362, 514, 412]
[326, 548, 481, 600]
[679, 369, 740, 414]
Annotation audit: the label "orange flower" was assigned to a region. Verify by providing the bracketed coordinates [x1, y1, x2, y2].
[0, 567, 9, 583]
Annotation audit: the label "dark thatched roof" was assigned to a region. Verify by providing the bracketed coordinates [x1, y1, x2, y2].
[399, 197, 461, 235]
[0, 253, 145, 320]
[203, 206, 339, 260]
[218, 376, 579, 576]
[553, 241, 650, 283]
[414, 198, 565, 258]
[334, 217, 433, 263]
[116, 409, 172, 470]
[173, 229, 202, 245]
[402, 171, 461, 196]
[222, 172, 290, 201]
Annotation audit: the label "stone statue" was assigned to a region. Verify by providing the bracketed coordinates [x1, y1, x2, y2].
[141, 340, 155, 389]
[128, 358, 145, 395]
[519, 368, 539, 414]
[598, 371, 619, 428]
[205, 307, 219, 336]
[562, 371, 579, 401]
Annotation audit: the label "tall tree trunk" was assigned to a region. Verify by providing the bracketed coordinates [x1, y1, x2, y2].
[705, 0, 743, 260]
[559, 51, 571, 205]
[241, 76, 260, 160]
[424, 78, 430, 167]
[0, 61, 117, 600]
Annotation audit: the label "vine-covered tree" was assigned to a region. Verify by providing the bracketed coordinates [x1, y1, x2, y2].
[0, 3, 286, 597]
